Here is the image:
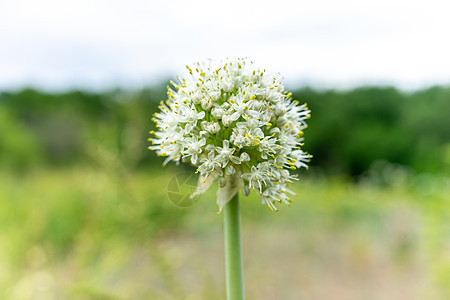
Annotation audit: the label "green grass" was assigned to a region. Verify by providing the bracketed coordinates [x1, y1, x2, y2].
[0, 167, 448, 299]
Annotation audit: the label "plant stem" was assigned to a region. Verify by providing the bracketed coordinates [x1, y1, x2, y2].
[223, 192, 245, 300]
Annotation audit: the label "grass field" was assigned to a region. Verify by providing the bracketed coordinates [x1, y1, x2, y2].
[0, 166, 449, 300]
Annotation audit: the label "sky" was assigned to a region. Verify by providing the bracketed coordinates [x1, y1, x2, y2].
[1, 0, 450, 91]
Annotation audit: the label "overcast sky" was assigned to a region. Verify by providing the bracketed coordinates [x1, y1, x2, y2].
[1, 0, 449, 91]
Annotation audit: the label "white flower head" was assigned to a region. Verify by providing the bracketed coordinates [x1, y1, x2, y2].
[149, 58, 311, 211]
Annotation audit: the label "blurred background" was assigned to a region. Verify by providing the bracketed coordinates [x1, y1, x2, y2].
[0, 0, 449, 299]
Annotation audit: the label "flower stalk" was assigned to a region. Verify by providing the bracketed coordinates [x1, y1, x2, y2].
[149, 57, 312, 300]
[223, 192, 245, 300]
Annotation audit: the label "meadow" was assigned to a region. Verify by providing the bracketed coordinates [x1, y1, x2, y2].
[0, 164, 448, 299]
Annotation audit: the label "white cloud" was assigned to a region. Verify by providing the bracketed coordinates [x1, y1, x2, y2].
[0, 0, 449, 90]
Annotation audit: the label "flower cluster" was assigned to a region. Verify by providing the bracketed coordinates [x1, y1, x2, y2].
[149, 58, 311, 211]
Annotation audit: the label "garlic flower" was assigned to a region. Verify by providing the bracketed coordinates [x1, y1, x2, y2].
[149, 58, 311, 211]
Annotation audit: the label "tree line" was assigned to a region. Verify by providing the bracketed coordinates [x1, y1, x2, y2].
[1, 85, 449, 176]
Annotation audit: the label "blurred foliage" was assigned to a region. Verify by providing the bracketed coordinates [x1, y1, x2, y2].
[1, 85, 449, 177]
[0, 85, 449, 299]
[294, 86, 450, 176]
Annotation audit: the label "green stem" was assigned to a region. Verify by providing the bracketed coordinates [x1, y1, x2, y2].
[223, 193, 245, 300]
